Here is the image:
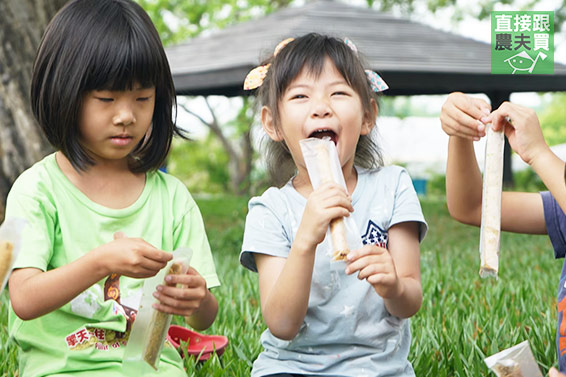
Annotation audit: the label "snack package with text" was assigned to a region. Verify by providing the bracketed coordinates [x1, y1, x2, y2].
[122, 247, 192, 373]
[300, 137, 363, 261]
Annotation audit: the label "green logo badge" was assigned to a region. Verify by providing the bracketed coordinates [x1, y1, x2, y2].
[491, 11, 554, 74]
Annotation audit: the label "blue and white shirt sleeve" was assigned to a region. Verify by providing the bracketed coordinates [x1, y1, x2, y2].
[390, 168, 428, 242]
[541, 191, 566, 258]
[240, 189, 292, 272]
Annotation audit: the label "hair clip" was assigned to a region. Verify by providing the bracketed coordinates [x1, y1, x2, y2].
[343, 37, 389, 93]
[243, 38, 294, 90]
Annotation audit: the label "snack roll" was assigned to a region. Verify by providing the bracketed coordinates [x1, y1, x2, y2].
[143, 261, 185, 368]
[300, 137, 362, 261]
[122, 248, 192, 373]
[479, 125, 504, 278]
[0, 218, 26, 292]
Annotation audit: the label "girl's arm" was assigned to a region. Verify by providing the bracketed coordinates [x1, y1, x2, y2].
[254, 243, 316, 341]
[442, 93, 546, 234]
[346, 222, 421, 318]
[255, 182, 354, 341]
[9, 236, 172, 320]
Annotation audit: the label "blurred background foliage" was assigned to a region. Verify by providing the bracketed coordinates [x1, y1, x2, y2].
[135, 0, 565, 197]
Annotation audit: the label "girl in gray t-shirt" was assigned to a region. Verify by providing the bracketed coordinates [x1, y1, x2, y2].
[240, 33, 427, 377]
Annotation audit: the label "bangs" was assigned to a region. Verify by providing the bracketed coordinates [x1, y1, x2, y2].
[274, 37, 363, 98]
[81, 5, 164, 91]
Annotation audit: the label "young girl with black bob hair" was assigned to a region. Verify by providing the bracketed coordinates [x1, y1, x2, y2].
[4, 0, 220, 375]
[240, 33, 427, 376]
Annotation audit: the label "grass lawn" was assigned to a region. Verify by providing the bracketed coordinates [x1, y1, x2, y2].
[0, 195, 561, 376]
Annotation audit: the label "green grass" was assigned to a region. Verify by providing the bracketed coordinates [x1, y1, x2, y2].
[0, 196, 561, 376]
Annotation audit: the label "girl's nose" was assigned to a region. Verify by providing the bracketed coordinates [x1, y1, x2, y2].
[311, 99, 332, 118]
[113, 108, 136, 126]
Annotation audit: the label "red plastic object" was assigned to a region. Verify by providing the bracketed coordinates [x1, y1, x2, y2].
[167, 325, 229, 361]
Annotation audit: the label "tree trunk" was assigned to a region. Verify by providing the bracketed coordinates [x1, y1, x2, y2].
[0, 0, 65, 222]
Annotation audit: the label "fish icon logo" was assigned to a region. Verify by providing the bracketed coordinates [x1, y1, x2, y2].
[504, 51, 547, 74]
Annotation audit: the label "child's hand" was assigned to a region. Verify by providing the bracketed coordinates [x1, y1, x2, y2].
[294, 182, 353, 251]
[549, 367, 566, 377]
[152, 267, 208, 317]
[440, 92, 491, 141]
[95, 232, 172, 278]
[345, 244, 401, 299]
[483, 102, 547, 166]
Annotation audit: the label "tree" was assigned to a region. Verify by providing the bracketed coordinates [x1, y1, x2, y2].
[0, 0, 67, 222]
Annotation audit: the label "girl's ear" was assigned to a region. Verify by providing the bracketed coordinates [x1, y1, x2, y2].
[361, 98, 378, 136]
[261, 106, 283, 142]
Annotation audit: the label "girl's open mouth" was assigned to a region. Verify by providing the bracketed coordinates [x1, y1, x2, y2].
[309, 129, 337, 144]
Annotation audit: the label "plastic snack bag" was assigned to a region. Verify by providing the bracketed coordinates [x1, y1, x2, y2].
[0, 218, 26, 291]
[484, 340, 543, 377]
[300, 137, 363, 261]
[479, 125, 504, 278]
[123, 247, 192, 373]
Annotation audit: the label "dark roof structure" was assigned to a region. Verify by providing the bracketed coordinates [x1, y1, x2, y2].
[166, 0, 566, 97]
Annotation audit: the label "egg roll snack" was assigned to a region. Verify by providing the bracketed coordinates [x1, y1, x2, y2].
[0, 241, 14, 288]
[143, 261, 183, 369]
[314, 143, 349, 261]
[493, 361, 525, 377]
[479, 125, 504, 278]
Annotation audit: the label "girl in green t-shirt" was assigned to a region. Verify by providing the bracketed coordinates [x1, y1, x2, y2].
[4, 0, 220, 375]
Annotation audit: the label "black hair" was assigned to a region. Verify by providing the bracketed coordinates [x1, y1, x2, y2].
[31, 0, 182, 172]
[255, 33, 383, 186]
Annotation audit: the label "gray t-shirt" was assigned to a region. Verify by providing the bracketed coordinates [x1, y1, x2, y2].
[240, 166, 427, 377]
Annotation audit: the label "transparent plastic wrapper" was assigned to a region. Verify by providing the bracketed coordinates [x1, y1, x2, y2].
[123, 248, 192, 373]
[0, 218, 26, 291]
[484, 340, 543, 377]
[300, 137, 363, 261]
[480, 125, 504, 278]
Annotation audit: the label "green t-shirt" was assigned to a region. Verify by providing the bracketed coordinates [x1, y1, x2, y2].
[5, 153, 220, 377]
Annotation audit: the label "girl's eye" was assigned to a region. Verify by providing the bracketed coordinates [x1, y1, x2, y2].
[291, 94, 307, 100]
[332, 91, 348, 96]
[137, 97, 151, 102]
[96, 97, 114, 103]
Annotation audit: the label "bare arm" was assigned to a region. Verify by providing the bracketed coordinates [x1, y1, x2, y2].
[255, 242, 316, 340]
[9, 236, 172, 320]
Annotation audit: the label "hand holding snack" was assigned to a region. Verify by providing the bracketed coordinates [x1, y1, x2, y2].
[483, 102, 547, 166]
[345, 244, 401, 299]
[294, 183, 353, 253]
[95, 233, 172, 278]
[440, 92, 491, 140]
[152, 266, 209, 317]
[299, 137, 361, 260]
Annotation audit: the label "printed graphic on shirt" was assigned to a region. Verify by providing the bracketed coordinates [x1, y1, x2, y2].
[66, 274, 138, 351]
[558, 282, 566, 364]
[361, 220, 388, 248]
[65, 326, 129, 351]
